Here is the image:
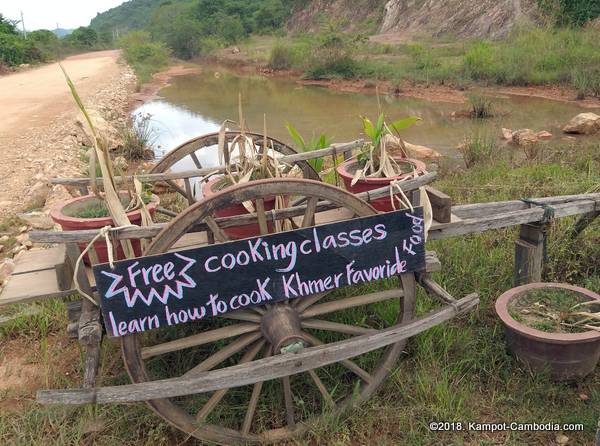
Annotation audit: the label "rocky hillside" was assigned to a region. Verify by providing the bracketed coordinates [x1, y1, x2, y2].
[289, 0, 542, 40]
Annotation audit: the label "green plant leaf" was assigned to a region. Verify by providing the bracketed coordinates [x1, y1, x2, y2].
[389, 116, 420, 132]
[361, 116, 376, 140]
[286, 123, 306, 150]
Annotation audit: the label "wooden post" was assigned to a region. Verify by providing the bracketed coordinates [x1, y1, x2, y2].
[514, 223, 546, 286]
[66, 243, 102, 389]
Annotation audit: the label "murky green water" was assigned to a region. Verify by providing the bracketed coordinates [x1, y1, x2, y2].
[134, 64, 597, 166]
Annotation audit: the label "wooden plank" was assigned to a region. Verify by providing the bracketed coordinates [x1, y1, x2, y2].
[29, 191, 599, 245]
[12, 246, 66, 275]
[36, 293, 479, 405]
[0, 270, 73, 306]
[425, 186, 452, 223]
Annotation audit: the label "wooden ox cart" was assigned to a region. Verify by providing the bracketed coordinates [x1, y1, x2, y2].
[1, 133, 598, 444]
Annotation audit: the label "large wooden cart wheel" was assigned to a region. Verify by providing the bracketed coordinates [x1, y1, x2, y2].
[121, 179, 417, 444]
[151, 131, 321, 210]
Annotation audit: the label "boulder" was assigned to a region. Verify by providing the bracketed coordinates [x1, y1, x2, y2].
[511, 129, 538, 146]
[382, 134, 442, 160]
[44, 185, 76, 211]
[562, 112, 600, 135]
[535, 130, 553, 140]
[23, 181, 51, 210]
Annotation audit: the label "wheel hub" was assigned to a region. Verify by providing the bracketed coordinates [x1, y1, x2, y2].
[260, 304, 305, 354]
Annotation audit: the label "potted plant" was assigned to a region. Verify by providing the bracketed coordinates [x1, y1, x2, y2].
[495, 282, 600, 380]
[50, 66, 158, 264]
[202, 105, 292, 239]
[336, 113, 427, 212]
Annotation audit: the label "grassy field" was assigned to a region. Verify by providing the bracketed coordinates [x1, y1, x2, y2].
[0, 138, 599, 444]
[214, 26, 600, 99]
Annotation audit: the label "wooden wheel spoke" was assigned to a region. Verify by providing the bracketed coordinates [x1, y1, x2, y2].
[196, 340, 265, 422]
[165, 179, 188, 198]
[255, 198, 269, 235]
[190, 152, 203, 169]
[141, 323, 259, 359]
[282, 376, 295, 427]
[302, 332, 373, 384]
[183, 178, 195, 204]
[241, 347, 272, 434]
[301, 289, 404, 319]
[307, 369, 334, 407]
[183, 332, 262, 377]
[221, 309, 262, 323]
[301, 197, 318, 227]
[204, 215, 229, 243]
[292, 292, 328, 313]
[301, 319, 377, 336]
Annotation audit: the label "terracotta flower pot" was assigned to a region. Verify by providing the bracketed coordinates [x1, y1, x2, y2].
[495, 282, 600, 380]
[202, 177, 278, 240]
[336, 157, 426, 212]
[50, 193, 159, 265]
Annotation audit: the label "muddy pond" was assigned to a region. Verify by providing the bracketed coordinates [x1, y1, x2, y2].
[133, 64, 596, 171]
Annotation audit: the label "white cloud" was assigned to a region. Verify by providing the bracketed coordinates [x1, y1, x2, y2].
[0, 0, 126, 31]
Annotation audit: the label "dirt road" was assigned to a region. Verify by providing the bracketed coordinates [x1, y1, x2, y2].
[0, 50, 133, 217]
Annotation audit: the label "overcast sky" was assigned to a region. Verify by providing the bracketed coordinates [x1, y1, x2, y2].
[1, 0, 126, 31]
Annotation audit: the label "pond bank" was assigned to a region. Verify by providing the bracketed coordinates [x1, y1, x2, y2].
[206, 40, 600, 108]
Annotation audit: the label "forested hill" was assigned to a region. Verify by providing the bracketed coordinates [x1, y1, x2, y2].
[90, 0, 295, 37]
[91, 0, 600, 41]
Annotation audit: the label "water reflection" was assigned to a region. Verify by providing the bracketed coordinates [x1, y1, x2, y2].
[133, 65, 597, 162]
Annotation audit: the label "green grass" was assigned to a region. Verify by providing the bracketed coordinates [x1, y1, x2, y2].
[0, 141, 599, 444]
[262, 26, 600, 95]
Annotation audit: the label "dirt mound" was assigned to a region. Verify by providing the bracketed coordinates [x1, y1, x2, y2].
[289, 0, 541, 40]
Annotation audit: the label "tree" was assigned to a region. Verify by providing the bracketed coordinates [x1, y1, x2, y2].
[68, 26, 98, 47]
[28, 29, 59, 44]
[0, 14, 19, 36]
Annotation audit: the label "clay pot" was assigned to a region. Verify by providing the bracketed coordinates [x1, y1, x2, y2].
[336, 157, 426, 212]
[202, 177, 278, 239]
[50, 193, 159, 264]
[495, 282, 600, 380]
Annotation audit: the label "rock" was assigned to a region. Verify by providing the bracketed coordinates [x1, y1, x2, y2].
[511, 129, 538, 146]
[142, 148, 155, 160]
[18, 225, 28, 233]
[231, 46, 240, 54]
[11, 245, 25, 255]
[556, 433, 569, 445]
[0, 235, 9, 243]
[24, 181, 51, 210]
[0, 259, 15, 283]
[44, 185, 75, 211]
[19, 63, 30, 69]
[383, 134, 442, 160]
[563, 112, 600, 135]
[76, 109, 123, 151]
[0, 245, 4, 253]
[501, 128, 514, 140]
[536, 130, 553, 140]
[17, 211, 55, 229]
[16, 233, 29, 244]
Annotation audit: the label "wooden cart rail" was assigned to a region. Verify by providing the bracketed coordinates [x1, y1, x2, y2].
[37, 293, 478, 405]
[49, 140, 364, 188]
[28, 190, 600, 244]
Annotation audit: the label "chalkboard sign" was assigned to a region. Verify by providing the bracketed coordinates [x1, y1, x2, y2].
[94, 208, 426, 337]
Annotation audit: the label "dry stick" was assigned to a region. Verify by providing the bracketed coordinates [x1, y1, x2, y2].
[60, 65, 135, 259]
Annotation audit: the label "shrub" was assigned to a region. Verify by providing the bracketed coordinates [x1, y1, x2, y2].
[268, 41, 295, 70]
[120, 113, 156, 160]
[458, 131, 496, 168]
[468, 93, 495, 118]
[302, 27, 362, 79]
[118, 31, 170, 82]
